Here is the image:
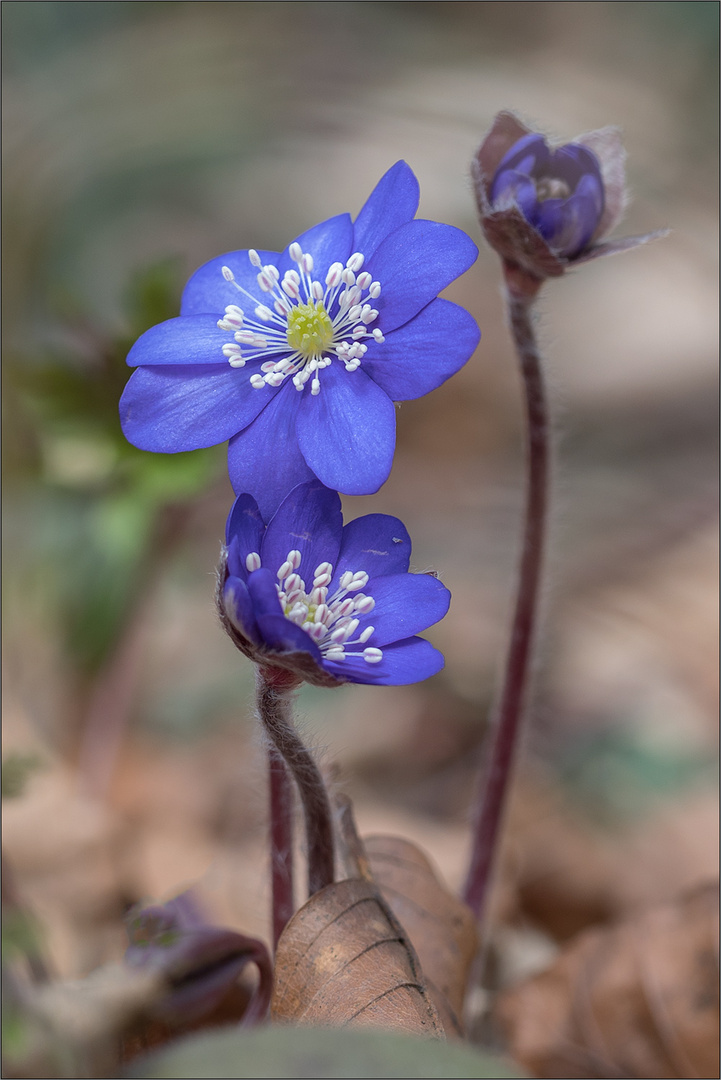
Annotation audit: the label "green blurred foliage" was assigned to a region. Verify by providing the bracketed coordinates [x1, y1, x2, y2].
[1, 752, 45, 799]
[2, 908, 46, 969]
[1, 903, 51, 1073]
[130, 1024, 525, 1079]
[558, 724, 719, 826]
[4, 259, 224, 676]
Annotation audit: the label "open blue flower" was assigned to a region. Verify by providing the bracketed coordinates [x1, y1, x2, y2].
[219, 480, 450, 687]
[120, 162, 479, 519]
[489, 133, 604, 258]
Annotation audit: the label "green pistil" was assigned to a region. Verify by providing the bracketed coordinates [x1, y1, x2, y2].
[286, 301, 333, 357]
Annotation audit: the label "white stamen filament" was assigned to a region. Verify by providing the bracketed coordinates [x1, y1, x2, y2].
[255, 549, 385, 666]
[219, 241, 383, 394]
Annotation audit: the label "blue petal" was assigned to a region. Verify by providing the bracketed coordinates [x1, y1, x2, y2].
[322, 636, 444, 686]
[575, 171, 605, 218]
[181, 250, 280, 316]
[490, 171, 538, 219]
[227, 385, 316, 522]
[533, 198, 571, 249]
[352, 161, 420, 260]
[362, 297, 480, 402]
[225, 493, 265, 573]
[295, 364, 396, 496]
[536, 193, 599, 257]
[335, 514, 412, 580]
[256, 613, 323, 662]
[226, 536, 245, 579]
[357, 572, 450, 647]
[552, 143, 604, 190]
[247, 570, 322, 660]
[246, 567, 284, 618]
[127, 316, 232, 366]
[120, 365, 278, 452]
[494, 134, 550, 178]
[365, 220, 478, 335]
[222, 576, 261, 645]
[261, 481, 342, 583]
[274, 214, 354, 286]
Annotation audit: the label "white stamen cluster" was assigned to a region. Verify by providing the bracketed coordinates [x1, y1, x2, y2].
[246, 549, 383, 665]
[218, 244, 384, 396]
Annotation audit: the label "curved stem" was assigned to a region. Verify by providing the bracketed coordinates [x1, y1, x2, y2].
[256, 668, 335, 900]
[463, 291, 549, 921]
[268, 746, 294, 951]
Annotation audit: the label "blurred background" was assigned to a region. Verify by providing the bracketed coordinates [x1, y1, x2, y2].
[3, 0, 718, 1009]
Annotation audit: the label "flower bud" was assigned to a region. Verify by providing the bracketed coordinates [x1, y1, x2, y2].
[125, 892, 272, 1027]
[473, 111, 667, 299]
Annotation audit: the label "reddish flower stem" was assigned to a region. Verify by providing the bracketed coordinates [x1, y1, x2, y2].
[256, 667, 335, 905]
[463, 287, 549, 921]
[268, 744, 294, 951]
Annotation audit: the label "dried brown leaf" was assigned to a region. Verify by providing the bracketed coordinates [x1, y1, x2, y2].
[496, 882, 719, 1079]
[502, 779, 623, 940]
[365, 835, 479, 1037]
[271, 877, 444, 1038]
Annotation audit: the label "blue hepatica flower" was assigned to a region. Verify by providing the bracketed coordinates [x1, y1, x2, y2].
[490, 133, 605, 259]
[219, 480, 450, 687]
[121, 162, 480, 519]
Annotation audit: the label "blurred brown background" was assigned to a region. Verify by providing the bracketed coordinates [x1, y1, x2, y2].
[3, 1, 718, 993]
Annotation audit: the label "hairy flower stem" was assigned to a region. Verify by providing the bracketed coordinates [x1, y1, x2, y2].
[256, 668, 335, 904]
[268, 745, 294, 951]
[463, 287, 549, 922]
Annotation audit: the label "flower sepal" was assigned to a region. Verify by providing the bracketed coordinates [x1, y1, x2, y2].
[473, 111, 667, 299]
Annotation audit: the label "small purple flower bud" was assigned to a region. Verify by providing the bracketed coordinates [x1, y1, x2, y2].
[472, 111, 667, 299]
[125, 892, 272, 1027]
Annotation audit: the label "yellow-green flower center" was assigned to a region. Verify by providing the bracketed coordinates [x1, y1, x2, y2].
[286, 300, 334, 357]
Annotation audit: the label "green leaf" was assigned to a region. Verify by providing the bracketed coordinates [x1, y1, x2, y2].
[2, 908, 45, 962]
[2, 752, 44, 799]
[123, 257, 185, 336]
[128, 1025, 525, 1079]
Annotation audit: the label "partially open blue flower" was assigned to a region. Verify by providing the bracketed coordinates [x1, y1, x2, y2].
[121, 162, 479, 519]
[490, 133, 604, 258]
[473, 112, 666, 299]
[219, 480, 450, 687]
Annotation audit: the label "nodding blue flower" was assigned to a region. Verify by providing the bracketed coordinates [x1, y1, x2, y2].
[120, 162, 480, 520]
[490, 134, 604, 258]
[218, 480, 450, 687]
